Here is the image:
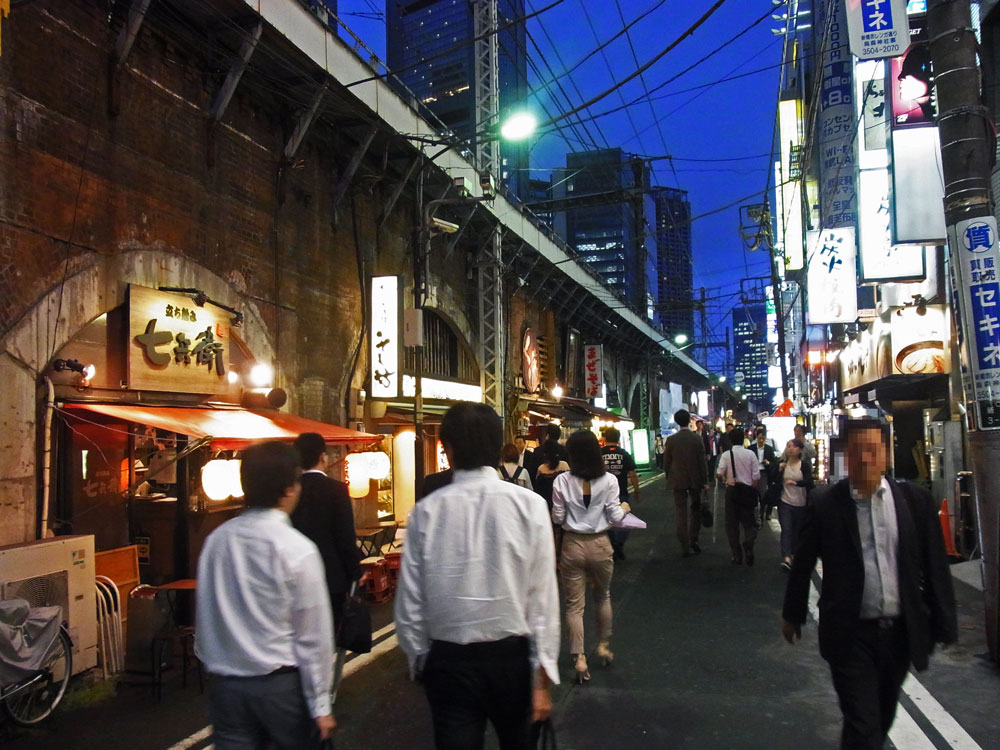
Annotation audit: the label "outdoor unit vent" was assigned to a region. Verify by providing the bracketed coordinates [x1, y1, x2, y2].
[0, 535, 98, 675]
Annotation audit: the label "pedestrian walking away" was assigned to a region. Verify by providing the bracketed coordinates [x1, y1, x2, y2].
[663, 409, 709, 557]
[715, 427, 761, 566]
[195, 441, 336, 750]
[499, 441, 534, 491]
[291, 432, 364, 633]
[653, 434, 664, 471]
[551, 430, 630, 685]
[781, 418, 957, 750]
[776, 438, 814, 571]
[394, 402, 560, 750]
[601, 427, 639, 560]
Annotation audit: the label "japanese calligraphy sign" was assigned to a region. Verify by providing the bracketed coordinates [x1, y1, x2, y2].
[807, 228, 859, 325]
[583, 345, 603, 399]
[846, 0, 910, 61]
[951, 217, 1000, 429]
[370, 276, 399, 399]
[128, 285, 232, 393]
[817, 1, 858, 230]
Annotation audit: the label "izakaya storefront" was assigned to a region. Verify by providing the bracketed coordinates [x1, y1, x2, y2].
[47, 283, 377, 584]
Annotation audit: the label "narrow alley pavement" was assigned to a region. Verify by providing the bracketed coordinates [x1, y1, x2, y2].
[3, 471, 997, 749]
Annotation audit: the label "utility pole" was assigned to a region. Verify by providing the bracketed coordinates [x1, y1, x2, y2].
[927, 0, 999, 662]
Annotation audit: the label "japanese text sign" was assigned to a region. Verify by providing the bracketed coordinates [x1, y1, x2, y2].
[807, 228, 859, 325]
[583, 345, 603, 399]
[858, 169, 925, 282]
[128, 285, 232, 394]
[846, 0, 910, 61]
[951, 217, 1000, 429]
[371, 276, 399, 399]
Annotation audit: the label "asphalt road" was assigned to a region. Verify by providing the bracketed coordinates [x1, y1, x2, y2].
[3, 471, 997, 749]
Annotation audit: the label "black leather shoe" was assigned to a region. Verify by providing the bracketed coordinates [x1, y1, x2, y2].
[690, 541, 701, 555]
[743, 544, 755, 567]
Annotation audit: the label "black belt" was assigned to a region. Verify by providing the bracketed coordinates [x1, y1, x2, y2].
[860, 617, 900, 630]
[430, 635, 529, 659]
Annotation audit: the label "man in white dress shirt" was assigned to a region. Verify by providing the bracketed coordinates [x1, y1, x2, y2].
[395, 401, 560, 750]
[196, 441, 335, 749]
[716, 427, 762, 566]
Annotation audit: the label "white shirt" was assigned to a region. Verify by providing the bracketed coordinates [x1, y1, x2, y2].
[394, 467, 560, 684]
[852, 477, 901, 619]
[551, 472, 625, 533]
[716, 445, 761, 486]
[195, 508, 334, 718]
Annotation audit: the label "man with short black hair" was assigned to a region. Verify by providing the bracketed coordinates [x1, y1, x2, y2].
[196, 441, 335, 749]
[663, 409, 709, 557]
[291, 432, 363, 630]
[602, 427, 639, 561]
[395, 402, 560, 750]
[782, 418, 957, 749]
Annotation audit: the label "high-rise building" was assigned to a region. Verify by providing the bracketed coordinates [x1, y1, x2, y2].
[732, 304, 771, 407]
[552, 148, 650, 313]
[651, 188, 693, 339]
[386, 0, 529, 197]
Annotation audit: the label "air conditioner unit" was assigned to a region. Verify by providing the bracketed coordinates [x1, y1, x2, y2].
[0, 535, 98, 675]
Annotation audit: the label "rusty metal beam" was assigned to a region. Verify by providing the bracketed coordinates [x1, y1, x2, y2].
[331, 123, 378, 218]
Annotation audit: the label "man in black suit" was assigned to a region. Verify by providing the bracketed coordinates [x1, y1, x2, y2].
[291, 433, 364, 632]
[663, 409, 709, 557]
[781, 418, 957, 749]
[749, 426, 778, 522]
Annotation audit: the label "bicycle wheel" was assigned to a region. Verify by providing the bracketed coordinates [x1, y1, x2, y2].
[3, 627, 73, 726]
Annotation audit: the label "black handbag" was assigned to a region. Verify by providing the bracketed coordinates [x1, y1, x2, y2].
[700, 502, 714, 528]
[336, 585, 372, 654]
[532, 718, 557, 750]
[728, 448, 759, 508]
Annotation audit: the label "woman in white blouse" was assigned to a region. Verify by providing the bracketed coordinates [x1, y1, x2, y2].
[551, 431, 630, 684]
[777, 438, 814, 571]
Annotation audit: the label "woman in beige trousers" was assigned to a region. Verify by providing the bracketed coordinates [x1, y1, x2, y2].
[551, 431, 630, 683]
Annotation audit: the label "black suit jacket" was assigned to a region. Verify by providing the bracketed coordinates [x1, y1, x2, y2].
[663, 428, 708, 489]
[291, 472, 363, 599]
[749, 443, 778, 482]
[782, 478, 957, 671]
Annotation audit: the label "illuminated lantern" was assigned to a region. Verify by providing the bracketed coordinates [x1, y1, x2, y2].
[345, 453, 373, 499]
[367, 452, 391, 480]
[202, 459, 239, 501]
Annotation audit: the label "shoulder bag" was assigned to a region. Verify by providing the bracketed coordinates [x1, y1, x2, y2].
[336, 582, 372, 654]
[728, 448, 759, 509]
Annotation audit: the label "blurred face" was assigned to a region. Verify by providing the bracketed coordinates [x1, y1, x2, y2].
[785, 440, 801, 458]
[514, 436, 525, 453]
[756, 433, 766, 446]
[794, 426, 805, 440]
[846, 427, 888, 491]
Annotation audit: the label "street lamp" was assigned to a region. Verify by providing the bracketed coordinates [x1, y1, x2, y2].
[673, 333, 689, 346]
[410, 112, 537, 497]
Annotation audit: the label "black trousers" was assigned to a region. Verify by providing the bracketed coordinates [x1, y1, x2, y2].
[207, 668, 320, 750]
[827, 618, 910, 750]
[422, 636, 533, 750]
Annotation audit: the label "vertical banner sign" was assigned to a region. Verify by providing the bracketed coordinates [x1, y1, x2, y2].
[370, 276, 399, 399]
[952, 217, 1000, 429]
[817, 1, 857, 230]
[583, 345, 603, 399]
[807, 228, 859, 324]
[846, 0, 910, 60]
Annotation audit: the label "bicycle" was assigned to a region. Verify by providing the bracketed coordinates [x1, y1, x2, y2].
[0, 599, 73, 726]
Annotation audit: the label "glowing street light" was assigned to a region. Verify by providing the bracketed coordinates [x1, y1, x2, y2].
[499, 112, 537, 141]
[673, 333, 689, 346]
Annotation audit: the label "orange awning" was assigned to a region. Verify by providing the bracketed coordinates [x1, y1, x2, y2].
[62, 403, 380, 450]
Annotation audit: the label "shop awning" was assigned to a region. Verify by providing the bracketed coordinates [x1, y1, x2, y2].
[62, 403, 380, 450]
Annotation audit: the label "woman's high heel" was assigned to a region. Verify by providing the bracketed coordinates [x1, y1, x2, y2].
[596, 641, 614, 667]
[574, 654, 590, 684]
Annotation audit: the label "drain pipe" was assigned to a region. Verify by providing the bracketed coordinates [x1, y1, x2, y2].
[40, 376, 55, 538]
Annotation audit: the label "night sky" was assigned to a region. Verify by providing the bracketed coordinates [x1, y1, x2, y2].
[336, 0, 785, 374]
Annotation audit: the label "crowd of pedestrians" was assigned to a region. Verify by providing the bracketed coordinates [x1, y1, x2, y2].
[191, 403, 957, 750]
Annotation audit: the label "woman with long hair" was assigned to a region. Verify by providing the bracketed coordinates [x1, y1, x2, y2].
[777, 438, 814, 571]
[551, 430, 630, 684]
[533, 438, 570, 510]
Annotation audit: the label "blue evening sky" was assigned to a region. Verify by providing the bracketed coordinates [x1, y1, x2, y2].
[335, 0, 785, 372]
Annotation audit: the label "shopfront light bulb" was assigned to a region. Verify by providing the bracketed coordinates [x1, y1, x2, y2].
[551, 384, 564, 399]
[227, 370, 240, 385]
[249, 363, 273, 387]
